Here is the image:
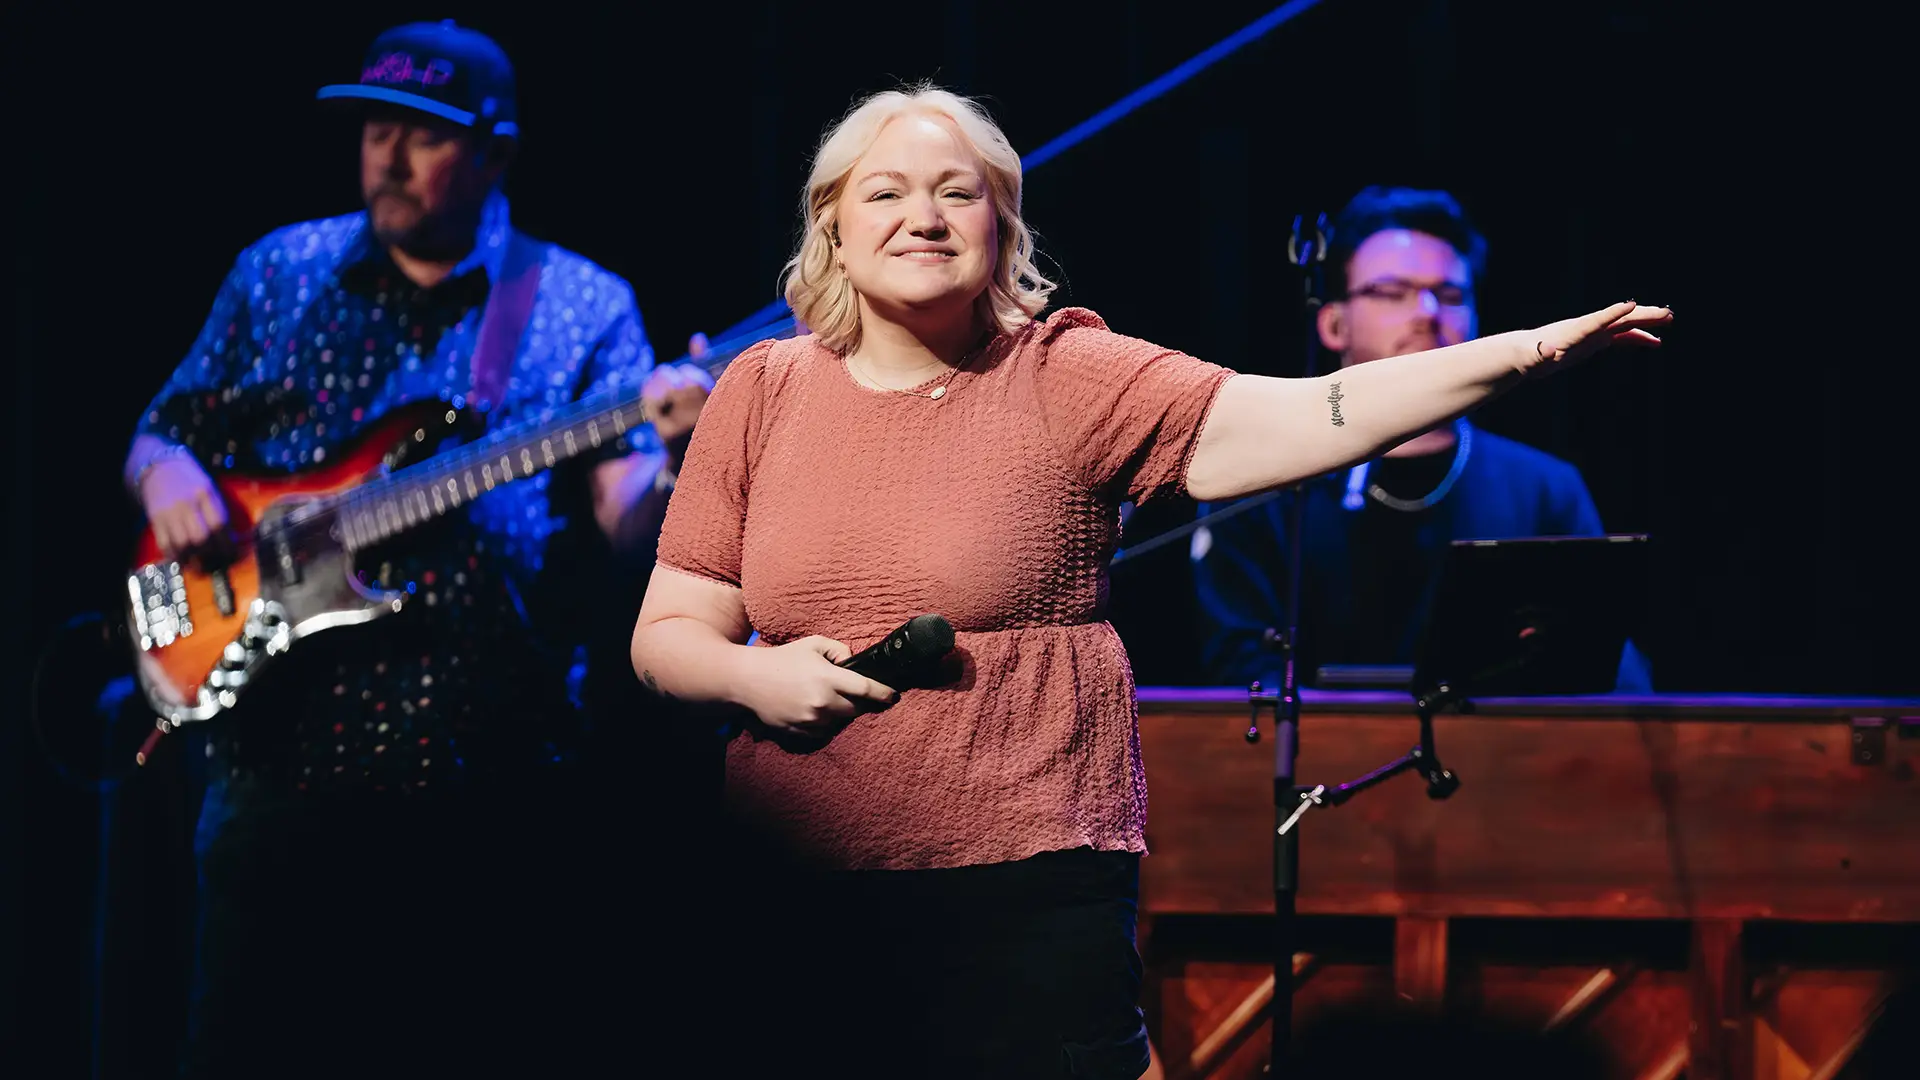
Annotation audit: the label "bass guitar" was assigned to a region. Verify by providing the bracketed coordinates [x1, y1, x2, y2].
[125, 322, 791, 736]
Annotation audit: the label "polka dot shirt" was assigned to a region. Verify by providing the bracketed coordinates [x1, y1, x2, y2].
[137, 193, 657, 795]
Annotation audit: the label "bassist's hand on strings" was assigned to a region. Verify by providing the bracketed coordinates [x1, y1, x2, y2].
[133, 445, 230, 561]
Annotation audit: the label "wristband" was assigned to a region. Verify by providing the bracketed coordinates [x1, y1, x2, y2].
[130, 443, 192, 495]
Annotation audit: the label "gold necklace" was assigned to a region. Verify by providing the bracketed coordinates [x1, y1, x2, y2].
[850, 336, 990, 401]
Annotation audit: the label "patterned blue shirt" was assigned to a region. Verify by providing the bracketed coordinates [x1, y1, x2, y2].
[139, 192, 656, 794]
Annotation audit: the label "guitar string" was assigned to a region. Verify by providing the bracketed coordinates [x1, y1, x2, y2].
[275, 319, 801, 544]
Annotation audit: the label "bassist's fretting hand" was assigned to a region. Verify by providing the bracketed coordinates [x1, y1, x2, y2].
[645, 361, 715, 470]
[646, 332, 717, 471]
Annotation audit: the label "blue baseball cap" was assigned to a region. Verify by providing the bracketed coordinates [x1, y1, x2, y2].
[317, 20, 519, 137]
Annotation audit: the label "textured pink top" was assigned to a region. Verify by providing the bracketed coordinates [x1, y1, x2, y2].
[656, 308, 1235, 871]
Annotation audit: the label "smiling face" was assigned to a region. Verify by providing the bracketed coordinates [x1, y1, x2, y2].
[831, 113, 1000, 331]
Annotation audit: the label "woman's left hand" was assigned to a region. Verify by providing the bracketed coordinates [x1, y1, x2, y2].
[1521, 301, 1673, 378]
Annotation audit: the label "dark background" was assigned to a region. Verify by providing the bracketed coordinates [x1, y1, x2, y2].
[3, 0, 1898, 1074]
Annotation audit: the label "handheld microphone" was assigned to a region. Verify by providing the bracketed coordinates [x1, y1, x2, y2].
[838, 614, 955, 689]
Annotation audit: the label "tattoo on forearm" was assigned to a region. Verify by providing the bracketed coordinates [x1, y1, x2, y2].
[640, 669, 677, 700]
[1327, 382, 1347, 427]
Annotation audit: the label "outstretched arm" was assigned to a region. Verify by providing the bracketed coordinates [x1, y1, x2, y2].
[1185, 302, 1671, 501]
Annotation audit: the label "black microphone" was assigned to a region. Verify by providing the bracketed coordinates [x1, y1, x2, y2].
[838, 614, 955, 689]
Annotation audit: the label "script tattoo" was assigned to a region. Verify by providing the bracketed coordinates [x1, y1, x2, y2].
[1326, 382, 1347, 427]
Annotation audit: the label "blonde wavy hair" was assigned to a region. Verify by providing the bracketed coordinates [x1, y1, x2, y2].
[780, 83, 1057, 354]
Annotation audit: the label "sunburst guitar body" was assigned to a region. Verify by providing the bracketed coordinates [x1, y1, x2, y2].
[127, 401, 470, 729]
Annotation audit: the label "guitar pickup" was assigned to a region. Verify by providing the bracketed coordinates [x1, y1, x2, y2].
[211, 568, 236, 616]
[274, 533, 301, 586]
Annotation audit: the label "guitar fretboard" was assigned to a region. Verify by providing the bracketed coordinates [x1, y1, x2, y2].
[299, 316, 799, 550]
[337, 394, 651, 551]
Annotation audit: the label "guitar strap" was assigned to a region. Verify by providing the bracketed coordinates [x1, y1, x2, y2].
[468, 229, 550, 415]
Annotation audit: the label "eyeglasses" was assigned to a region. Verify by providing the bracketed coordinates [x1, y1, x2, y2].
[1346, 278, 1474, 308]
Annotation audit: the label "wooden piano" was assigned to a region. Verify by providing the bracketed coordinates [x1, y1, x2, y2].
[1137, 688, 1920, 1080]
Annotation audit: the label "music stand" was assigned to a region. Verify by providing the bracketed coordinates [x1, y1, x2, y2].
[1279, 536, 1652, 698]
[1412, 533, 1651, 708]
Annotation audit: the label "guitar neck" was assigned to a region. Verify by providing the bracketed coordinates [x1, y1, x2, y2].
[325, 316, 799, 550]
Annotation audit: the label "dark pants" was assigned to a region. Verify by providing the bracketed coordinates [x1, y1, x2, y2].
[180, 765, 711, 1079]
[705, 846, 1152, 1080]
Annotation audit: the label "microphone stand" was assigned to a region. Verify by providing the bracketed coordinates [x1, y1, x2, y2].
[1107, 214, 1465, 1072]
[1244, 216, 1463, 1072]
[1250, 213, 1325, 1068]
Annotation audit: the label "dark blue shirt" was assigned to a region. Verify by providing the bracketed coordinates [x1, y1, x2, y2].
[138, 192, 656, 794]
[1193, 424, 1653, 692]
